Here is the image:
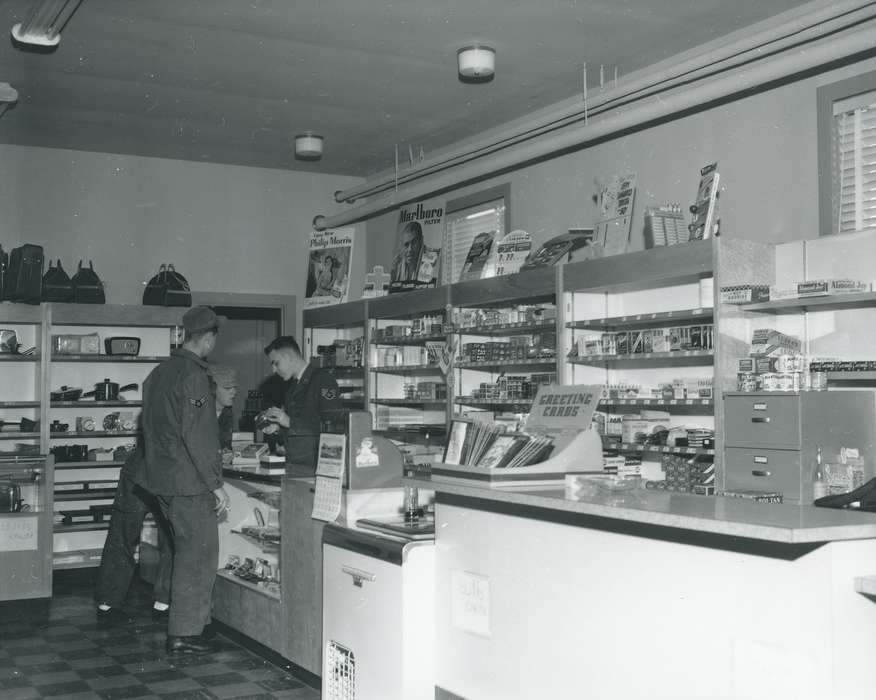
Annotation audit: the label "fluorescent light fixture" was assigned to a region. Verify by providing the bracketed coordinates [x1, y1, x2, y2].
[465, 208, 496, 220]
[457, 45, 495, 80]
[294, 132, 324, 159]
[0, 82, 17, 119]
[12, 0, 84, 47]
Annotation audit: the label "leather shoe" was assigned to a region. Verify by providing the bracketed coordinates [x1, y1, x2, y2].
[166, 635, 219, 655]
[96, 607, 133, 625]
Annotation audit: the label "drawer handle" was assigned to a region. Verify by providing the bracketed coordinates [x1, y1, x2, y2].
[751, 417, 770, 423]
[342, 565, 376, 587]
[752, 470, 771, 477]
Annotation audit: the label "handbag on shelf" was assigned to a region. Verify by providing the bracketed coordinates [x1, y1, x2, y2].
[143, 263, 191, 307]
[4, 243, 44, 304]
[42, 260, 74, 303]
[70, 260, 106, 304]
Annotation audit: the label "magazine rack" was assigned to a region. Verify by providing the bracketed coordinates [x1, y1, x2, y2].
[430, 428, 603, 487]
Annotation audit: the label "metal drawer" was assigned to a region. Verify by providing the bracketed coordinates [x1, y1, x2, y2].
[724, 394, 800, 449]
[724, 447, 804, 503]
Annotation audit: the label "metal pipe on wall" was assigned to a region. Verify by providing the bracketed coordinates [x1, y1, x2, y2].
[313, 20, 876, 231]
[331, 0, 876, 206]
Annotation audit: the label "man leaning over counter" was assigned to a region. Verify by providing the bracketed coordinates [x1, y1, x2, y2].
[260, 335, 342, 469]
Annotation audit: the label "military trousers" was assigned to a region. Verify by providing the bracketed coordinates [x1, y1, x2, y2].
[156, 492, 218, 637]
[95, 472, 173, 608]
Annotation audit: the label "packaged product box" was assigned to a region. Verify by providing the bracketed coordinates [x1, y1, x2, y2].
[719, 285, 770, 304]
[621, 417, 668, 443]
[651, 329, 671, 353]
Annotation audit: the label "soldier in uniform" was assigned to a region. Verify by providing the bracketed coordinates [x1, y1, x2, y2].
[130, 305, 229, 655]
[261, 335, 342, 468]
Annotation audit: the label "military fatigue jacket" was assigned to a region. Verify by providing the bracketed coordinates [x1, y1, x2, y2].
[134, 349, 222, 496]
[282, 361, 342, 467]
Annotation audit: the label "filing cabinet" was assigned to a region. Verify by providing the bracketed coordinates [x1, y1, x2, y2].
[723, 391, 876, 504]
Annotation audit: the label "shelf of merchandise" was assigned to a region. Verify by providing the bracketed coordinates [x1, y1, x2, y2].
[562, 238, 771, 492]
[567, 350, 714, 367]
[371, 363, 443, 374]
[601, 438, 716, 457]
[454, 398, 535, 410]
[53, 548, 104, 570]
[447, 320, 556, 336]
[455, 358, 557, 371]
[567, 307, 713, 330]
[0, 303, 50, 601]
[827, 371, 876, 382]
[46, 303, 184, 570]
[371, 333, 447, 346]
[370, 398, 447, 408]
[216, 568, 281, 601]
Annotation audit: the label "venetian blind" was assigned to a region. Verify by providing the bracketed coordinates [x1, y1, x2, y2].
[440, 198, 505, 285]
[833, 91, 876, 235]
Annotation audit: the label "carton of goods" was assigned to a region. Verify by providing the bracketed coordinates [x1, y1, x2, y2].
[797, 278, 870, 297]
[621, 417, 668, 444]
[720, 285, 770, 304]
[750, 328, 801, 356]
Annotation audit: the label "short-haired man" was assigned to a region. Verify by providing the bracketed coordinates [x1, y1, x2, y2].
[130, 305, 229, 655]
[261, 336, 342, 468]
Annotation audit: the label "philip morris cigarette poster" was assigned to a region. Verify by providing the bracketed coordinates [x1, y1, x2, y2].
[389, 198, 444, 293]
[304, 228, 355, 309]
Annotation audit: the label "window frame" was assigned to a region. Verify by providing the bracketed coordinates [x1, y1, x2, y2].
[442, 183, 511, 284]
[816, 69, 876, 237]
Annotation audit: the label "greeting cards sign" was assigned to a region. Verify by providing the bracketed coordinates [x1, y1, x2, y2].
[389, 198, 444, 293]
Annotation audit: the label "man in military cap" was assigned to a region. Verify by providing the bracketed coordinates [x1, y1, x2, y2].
[132, 305, 229, 655]
[261, 335, 342, 468]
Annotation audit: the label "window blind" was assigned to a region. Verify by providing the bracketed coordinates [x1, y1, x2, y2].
[441, 198, 505, 284]
[833, 92, 876, 235]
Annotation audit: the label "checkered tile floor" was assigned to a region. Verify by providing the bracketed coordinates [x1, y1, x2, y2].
[0, 575, 319, 700]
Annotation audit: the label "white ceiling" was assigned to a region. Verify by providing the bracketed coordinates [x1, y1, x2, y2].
[0, 0, 815, 177]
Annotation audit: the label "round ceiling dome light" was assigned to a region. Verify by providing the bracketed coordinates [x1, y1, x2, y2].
[457, 45, 495, 81]
[294, 132, 324, 159]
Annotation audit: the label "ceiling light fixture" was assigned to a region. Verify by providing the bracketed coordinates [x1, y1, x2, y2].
[11, 0, 85, 47]
[457, 45, 495, 81]
[294, 132, 324, 159]
[0, 82, 17, 119]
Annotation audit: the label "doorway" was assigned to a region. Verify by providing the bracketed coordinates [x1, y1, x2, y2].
[191, 291, 297, 431]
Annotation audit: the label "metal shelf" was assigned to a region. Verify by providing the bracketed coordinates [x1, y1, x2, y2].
[370, 334, 446, 346]
[827, 371, 876, 382]
[448, 320, 556, 337]
[602, 438, 714, 456]
[372, 364, 443, 375]
[567, 307, 712, 330]
[53, 521, 111, 533]
[598, 398, 714, 409]
[568, 350, 714, 367]
[741, 291, 876, 314]
[0, 355, 39, 362]
[51, 354, 167, 363]
[456, 359, 556, 371]
[51, 430, 141, 438]
[371, 398, 446, 408]
[55, 460, 125, 469]
[0, 401, 40, 408]
[454, 398, 534, 409]
[0, 432, 40, 440]
[51, 400, 143, 408]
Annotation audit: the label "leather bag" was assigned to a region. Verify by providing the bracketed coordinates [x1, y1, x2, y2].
[70, 260, 106, 304]
[142, 263, 191, 307]
[42, 260, 74, 303]
[4, 244, 44, 304]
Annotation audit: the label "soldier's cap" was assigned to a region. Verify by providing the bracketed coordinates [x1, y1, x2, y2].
[182, 306, 225, 334]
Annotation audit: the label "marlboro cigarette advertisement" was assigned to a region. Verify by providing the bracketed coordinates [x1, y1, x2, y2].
[389, 198, 444, 293]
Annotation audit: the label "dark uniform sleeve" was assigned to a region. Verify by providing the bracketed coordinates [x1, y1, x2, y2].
[181, 370, 222, 491]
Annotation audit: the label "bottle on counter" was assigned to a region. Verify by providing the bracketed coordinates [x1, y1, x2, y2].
[813, 444, 828, 502]
[403, 469, 420, 523]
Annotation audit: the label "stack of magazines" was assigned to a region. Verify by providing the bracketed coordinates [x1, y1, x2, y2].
[443, 418, 554, 469]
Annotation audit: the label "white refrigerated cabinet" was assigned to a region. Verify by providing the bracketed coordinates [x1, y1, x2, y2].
[321, 524, 434, 700]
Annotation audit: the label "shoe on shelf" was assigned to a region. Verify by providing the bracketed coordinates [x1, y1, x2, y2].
[166, 635, 219, 656]
[96, 606, 133, 625]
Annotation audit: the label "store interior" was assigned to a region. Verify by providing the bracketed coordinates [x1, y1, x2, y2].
[1, 1, 876, 699]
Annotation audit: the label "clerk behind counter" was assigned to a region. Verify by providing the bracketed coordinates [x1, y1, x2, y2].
[259, 335, 342, 469]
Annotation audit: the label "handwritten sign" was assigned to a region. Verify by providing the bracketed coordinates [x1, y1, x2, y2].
[0, 516, 38, 551]
[451, 570, 491, 638]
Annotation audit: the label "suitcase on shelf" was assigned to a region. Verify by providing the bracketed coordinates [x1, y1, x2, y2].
[143, 263, 191, 307]
[4, 244, 44, 304]
[70, 260, 106, 304]
[42, 259, 74, 302]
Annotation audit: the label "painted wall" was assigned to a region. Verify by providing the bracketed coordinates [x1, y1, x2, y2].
[0, 145, 364, 309]
[366, 55, 876, 274]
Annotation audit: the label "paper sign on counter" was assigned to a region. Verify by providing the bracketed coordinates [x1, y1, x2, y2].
[0, 516, 38, 551]
[451, 570, 491, 638]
